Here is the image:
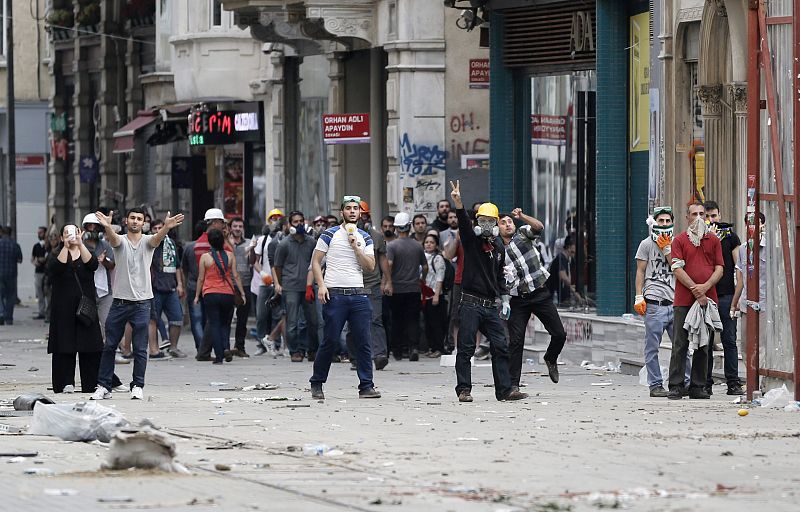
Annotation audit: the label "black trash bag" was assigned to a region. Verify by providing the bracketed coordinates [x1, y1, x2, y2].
[13, 393, 55, 411]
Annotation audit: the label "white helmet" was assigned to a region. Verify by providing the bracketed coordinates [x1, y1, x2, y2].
[393, 211, 411, 231]
[82, 213, 100, 226]
[204, 208, 225, 221]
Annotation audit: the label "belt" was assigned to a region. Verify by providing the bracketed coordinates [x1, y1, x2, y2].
[113, 298, 150, 305]
[328, 287, 370, 296]
[517, 287, 548, 299]
[645, 298, 672, 306]
[460, 292, 496, 308]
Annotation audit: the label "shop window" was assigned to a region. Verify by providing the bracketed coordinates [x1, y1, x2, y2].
[211, 0, 223, 27]
[530, 71, 596, 309]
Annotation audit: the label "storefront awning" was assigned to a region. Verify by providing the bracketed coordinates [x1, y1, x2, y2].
[112, 111, 158, 154]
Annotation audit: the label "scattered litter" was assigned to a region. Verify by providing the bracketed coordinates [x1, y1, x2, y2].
[97, 497, 134, 503]
[241, 383, 279, 391]
[214, 463, 231, 471]
[784, 402, 800, 412]
[730, 396, 746, 404]
[303, 444, 333, 456]
[456, 437, 480, 441]
[209, 382, 228, 387]
[381, 461, 395, 467]
[426, 402, 441, 406]
[283, 404, 310, 408]
[28, 402, 129, 442]
[13, 393, 54, 411]
[581, 361, 620, 373]
[102, 426, 189, 474]
[6, 456, 27, 463]
[759, 385, 792, 408]
[28, 367, 39, 372]
[721, 451, 733, 456]
[591, 381, 613, 386]
[24, 467, 54, 476]
[44, 489, 78, 496]
[0, 423, 23, 433]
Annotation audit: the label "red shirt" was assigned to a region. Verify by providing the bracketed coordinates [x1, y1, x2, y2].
[671, 231, 724, 307]
[455, 242, 465, 285]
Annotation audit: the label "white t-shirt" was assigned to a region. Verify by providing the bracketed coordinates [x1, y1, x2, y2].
[251, 234, 273, 295]
[112, 234, 156, 301]
[315, 225, 374, 288]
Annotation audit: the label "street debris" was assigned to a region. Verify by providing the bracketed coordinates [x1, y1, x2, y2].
[24, 467, 54, 476]
[43, 488, 78, 496]
[590, 381, 613, 386]
[0, 451, 37, 457]
[97, 496, 134, 503]
[241, 383, 279, 391]
[756, 384, 792, 408]
[214, 463, 231, 471]
[102, 426, 189, 474]
[302, 444, 343, 456]
[13, 393, 54, 411]
[28, 402, 129, 442]
[28, 367, 39, 372]
[784, 401, 800, 412]
[0, 423, 23, 434]
[580, 360, 620, 373]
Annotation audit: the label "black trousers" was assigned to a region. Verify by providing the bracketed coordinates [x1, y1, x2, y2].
[423, 298, 448, 353]
[390, 292, 421, 356]
[507, 288, 567, 388]
[233, 299, 251, 350]
[668, 306, 709, 391]
[51, 352, 101, 393]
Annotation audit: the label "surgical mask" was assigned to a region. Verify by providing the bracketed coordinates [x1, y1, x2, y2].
[289, 223, 306, 236]
[142, 222, 151, 233]
[474, 219, 499, 238]
[651, 224, 674, 241]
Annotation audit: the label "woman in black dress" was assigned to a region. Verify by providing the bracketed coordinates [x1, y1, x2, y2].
[47, 224, 104, 393]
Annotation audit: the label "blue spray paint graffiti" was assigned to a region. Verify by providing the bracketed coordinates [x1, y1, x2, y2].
[399, 133, 447, 177]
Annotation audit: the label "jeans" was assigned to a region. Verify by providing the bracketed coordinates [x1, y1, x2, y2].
[310, 293, 374, 390]
[204, 293, 235, 362]
[346, 284, 389, 360]
[186, 287, 204, 349]
[0, 274, 17, 323]
[256, 285, 282, 340]
[35, 272, 47, 316]
[151, 290, 183, 326]
[643, 303, 673, 388]
[455, 301, 513, 401]
[284, 290, 320, 355]
[390, 292, 421, 356]
[707, 294, 741, 387]
[98, 299, 151, 389]
[668, 306, 709, 391]
[233, 299, 252, 350]
[507, 288, 566, 388]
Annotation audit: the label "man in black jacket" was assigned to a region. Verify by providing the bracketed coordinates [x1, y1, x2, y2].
[449, 180, 527, 403]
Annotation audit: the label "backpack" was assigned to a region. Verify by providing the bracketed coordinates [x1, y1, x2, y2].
[432, 254, 456, 293]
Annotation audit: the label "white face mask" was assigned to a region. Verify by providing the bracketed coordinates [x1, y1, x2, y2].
[687, 216, 708, 246]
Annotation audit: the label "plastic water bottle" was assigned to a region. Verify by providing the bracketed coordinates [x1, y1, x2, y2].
[303, 444, 330, 456]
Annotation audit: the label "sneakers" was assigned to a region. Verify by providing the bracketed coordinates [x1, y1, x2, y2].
[90, 386, 112, 400]
[158, 340, 171, 350]
[374, 356, 389, 371]
[311, 384, 325, 400]
[62, 384, 74, 394]
[358, 387, 381, 399]
[474, 346, 490, 360]
[115, 353, 131, 364]
[458, 391, 473, 403]
[504, 390, 529, 401]
[196, 354, 213, 361]
[112, 384, 129, 393]
[130, 386, 144, 400]
[149, 352, 171, 361]
[649, 386, 670, 398]
[409, 350, 419, 362]
[703, 385, 714, 396]
[168, 348, 188, 359]
[545, 360, 559, 383]
[254, 339, 268, 356]
[727, 383, 745, 396]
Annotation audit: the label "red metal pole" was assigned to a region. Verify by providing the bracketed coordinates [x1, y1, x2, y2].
[793, 0, 800, 400]
[745, 0, 760, 400]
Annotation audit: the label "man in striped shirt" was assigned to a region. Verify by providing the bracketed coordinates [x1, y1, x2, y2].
[505, 209, 566, 390]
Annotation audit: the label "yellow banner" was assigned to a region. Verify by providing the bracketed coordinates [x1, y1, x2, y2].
[629, 12, 650, 152]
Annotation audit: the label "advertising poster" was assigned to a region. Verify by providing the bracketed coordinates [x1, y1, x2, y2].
[223, 153, 244, 219]
[629, 12, 650, 152]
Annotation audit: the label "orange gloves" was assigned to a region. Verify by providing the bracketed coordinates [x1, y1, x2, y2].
[633, 295, 647, 316]
[655, 234, 672, 255]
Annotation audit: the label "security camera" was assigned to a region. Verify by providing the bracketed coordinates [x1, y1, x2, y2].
[457, 9, 475, 29]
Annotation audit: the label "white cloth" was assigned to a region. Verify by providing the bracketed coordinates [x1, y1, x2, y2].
[683, 298, 723, 351]
[251, 235, 272, 295]
[314, 225, 374, 288]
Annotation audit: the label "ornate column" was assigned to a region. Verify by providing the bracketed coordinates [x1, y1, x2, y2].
[326, 50, 347, 212]
[729, 82, 747, 224]
[698, 84, 723, 202]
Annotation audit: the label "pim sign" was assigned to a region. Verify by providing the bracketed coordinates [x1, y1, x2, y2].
[189, 106, 262, 146]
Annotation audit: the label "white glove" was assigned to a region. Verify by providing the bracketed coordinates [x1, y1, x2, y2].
[500, 295, 511, 320]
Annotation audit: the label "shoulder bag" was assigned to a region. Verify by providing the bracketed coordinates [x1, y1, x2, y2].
[72, 259, 99, 327]
[211, 249, 245, 306]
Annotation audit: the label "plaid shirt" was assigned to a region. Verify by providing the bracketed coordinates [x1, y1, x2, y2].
[506, 226, 549, 294]
[0, 238, 23, 277]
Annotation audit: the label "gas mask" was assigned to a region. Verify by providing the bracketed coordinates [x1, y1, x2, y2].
[82, 230, 100, 241]
[651, 224, 674, 242]
[473, 219, 499, 238]
[289, 223, 306, 236]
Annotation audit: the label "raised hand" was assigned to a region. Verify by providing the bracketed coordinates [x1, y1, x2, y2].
[95, 210, 113, 228]
[449, 180, 462, 208]
[164, 211, 185, 230]
[511, 208, 523, 219]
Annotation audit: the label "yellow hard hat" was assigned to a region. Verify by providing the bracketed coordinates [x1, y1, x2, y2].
[476, 203, 499, 220]
[267, 208, 284, 220]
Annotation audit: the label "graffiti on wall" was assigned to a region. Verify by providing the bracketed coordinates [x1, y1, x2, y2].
[449, 112, 489, 165]
[399, 133, 447, 177]
[564, 318, 593, 346]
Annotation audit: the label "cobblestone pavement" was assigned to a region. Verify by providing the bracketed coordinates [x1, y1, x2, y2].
[1, 313, 798, 511]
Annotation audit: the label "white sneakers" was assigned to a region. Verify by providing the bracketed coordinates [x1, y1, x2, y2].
[90, 386, 111, 400]
[112, 384, 129, 392]
[62, 385, 74, 394]
[91, 385, 144, 400]
[130, 386, 144, 400]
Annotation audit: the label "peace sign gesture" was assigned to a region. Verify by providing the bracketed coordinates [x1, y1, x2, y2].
[449, 180, 463, 209]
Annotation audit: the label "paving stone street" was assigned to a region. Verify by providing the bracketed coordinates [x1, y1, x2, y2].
[1, 315, 798, 512]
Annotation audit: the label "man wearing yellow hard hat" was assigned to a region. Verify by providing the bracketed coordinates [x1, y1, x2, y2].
[449, 180, 527, 403]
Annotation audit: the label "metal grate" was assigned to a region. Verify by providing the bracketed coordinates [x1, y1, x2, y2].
[502, 3, 596, 70]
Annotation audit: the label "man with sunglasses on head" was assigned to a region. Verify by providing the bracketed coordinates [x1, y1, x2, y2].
[309, 196, 380, 399]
